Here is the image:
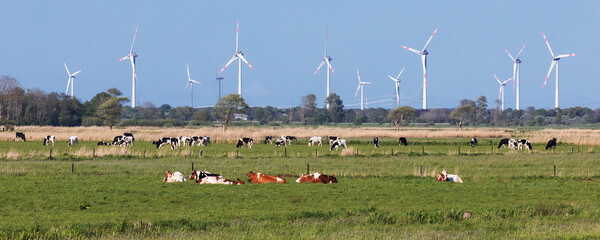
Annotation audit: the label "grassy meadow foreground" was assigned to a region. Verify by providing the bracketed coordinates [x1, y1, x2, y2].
[1, 127, 600, 239]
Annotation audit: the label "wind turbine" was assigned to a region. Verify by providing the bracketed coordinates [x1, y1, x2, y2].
[313, 28, 335, 109]
[185, 63, 201, 108]
[215, 66, 224, 100]
[219, 20, 254, 98]
[401, 27, 438, 110]
[119, 25, 139, 108]
[505, 44, 526, 110]
[387, 67, 406, 108]
[542, 32, 577, 109]
[63, 62, 81, 99]
[494, 74, 513, 111]
[354, 68, 372, 111]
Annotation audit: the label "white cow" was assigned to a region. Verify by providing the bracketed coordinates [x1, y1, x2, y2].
[163, 171, 187, 182]
[308, 136, 322, 146]
[508, 138, 518, 150]
[330, 139, 347, 151]
[67, 136, 78, 146]
[437, 170, 464, 183]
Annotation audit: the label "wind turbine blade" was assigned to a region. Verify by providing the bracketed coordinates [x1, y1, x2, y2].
[388, 74, 398, 81]
[401, 45, 422, 55]
[505, 49, 515, 61]
[397, 67, 406, 79]
[119, 55, 130, 61]
[325, 58, 335, 74]
[71, 70, 81, 76]
[64, 62, 70, 75]
[238, 54, 254, 69]
[542, 32, 555, 57]
[130, 25, 139, 54]
[543, 61, 557, 88]
[236, 20, 239, 52]
[65, 77, 71, 95]
[555, 54, 577, 58]
[512, 63, 517, 91]
[189, 80, 201, 84]
[494, 74, 502, 84]
[499, 86, 502, 99]
[313, 60, 326, 75]
[354, 84, 361, 98]
[187, 63, 191, 80]
[363, 82, 372, 84]
[356, 68, 361, 83]
[219, 55, 238, 74]
[324, 27, 328, 58]
[502, 77, 513, 84]
[515, 43, 526, 59]
[422, 26, 439, 51]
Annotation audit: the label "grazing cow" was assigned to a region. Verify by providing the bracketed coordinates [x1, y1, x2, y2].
[330, 139, 347, 151]
[123, 133, 134, 144]
[97, 141, 111, 146]
[373, 137, 380, 148]
[284, 136, 297, 144]
[517, 139, 532, 150]
[43, 135, 55, 146]
[112, 136, 124, 145]
[264, 136, 273, 144]
[15, 132, 26, 142]
[163, 171, 187, 182]
[153, 137, 175, 149]
[179, 136, 191, 146]
[546, 138, 557, 150]
[236, 138, 254, 148]
[508, 138, 518, 149]
[117, 136, 134, 147]
[399, 137, 408, 146]
[328, 136, 338, 145]
[275, 138, 286, 147]
[67, 136, 78, 146]
[247, 171, 286, 184]
[470, 138, 478, 147]
[188, 136, 201, 146]
[308, 136, 322, 147]
[200, 136, 211, 146]
[497, 138, 510, 148]
[296, 173, 338, 184]
[437, 170, 464, 183]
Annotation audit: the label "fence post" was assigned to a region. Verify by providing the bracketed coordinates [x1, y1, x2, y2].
[93, 148, 95, 158]
[356, 148, 359, 155]
[315, 149, 318, 158]
[491, 146, 494, 154]
[199, 150, 203, 159]
[554, 165, 556, 177]
[422, 146, 424, 154]
[71, 163, 74, 173]
[143, 149, 146, 158]
[420, 166, 423, 177]
[307, 164, 310, 175]
[391, 149, 394, 156]
[49, 148, 52, 158]
[571, 146, 573, 152]
[236, 150, 239, 158]
[189, 149, 193, 157]
[458, 146, 460, 155]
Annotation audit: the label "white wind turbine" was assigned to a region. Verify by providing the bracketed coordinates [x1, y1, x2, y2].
[354, 68, 372, 111]
[542, 32, 577, 109]
[387, 67, 406, 108]
[494, 74, 513, 111]
[313, 28, 335, 109]
[401, 27, 438, 110]
[64, 62, 81, 99]
[185, 63, 202, 108]
[505, 44, 526, 110]
[119, 25, 139, 108]
[219, 20, 254, 98]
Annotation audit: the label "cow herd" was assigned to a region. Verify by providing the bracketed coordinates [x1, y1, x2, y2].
[163, 170, 338, 185]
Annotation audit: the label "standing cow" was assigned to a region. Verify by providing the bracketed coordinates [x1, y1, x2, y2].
[399, 137, 408, 146]
[546, 138, 557, 150]
[373, 137, 380, 148]
[68, 136, 78, 146]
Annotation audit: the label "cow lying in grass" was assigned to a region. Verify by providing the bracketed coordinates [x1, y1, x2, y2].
[296, 173, 338, 184]
[189, 170, 243, 185]
[437, 170, 464, 183]
[247, 171, 286, 183]
[163, 171, 187, 182]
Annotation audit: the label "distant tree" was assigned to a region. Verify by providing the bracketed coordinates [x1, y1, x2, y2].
[140, 102, 160, 120]
[301, 94, 317, 123]
[387, 106, 415, 130]
[212, 94, 248, 131]
[450, 105, 474, 130]
[353, 117, 362, 126]
[192, 109, 212, 125]
[475, 96, 488, 124]
[325, 93, 344, 123]
[0, 75, 22, 122]
[158, 104, 171, 119]
[95, 90, 129, 129]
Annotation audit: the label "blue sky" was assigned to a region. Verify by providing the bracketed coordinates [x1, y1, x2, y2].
[1, 1, 598, 109]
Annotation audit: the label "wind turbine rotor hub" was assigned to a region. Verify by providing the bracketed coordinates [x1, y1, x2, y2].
[515, 59, 521, 63]
[553, 57, 560, 61]
[327, 56, 332, 61]
[422, 50, 428, 55]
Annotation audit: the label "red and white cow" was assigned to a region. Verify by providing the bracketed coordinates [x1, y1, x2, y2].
[247, 171, 286, 183]
[437, 170, 464, 183]
[163, 171, 187, 182]
[296, 172, 338, 184]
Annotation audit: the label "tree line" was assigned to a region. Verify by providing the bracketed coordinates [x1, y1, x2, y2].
[2, 75, 600, 129]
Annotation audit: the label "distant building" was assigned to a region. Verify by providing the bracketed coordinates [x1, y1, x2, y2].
[233, 114, 248, 121]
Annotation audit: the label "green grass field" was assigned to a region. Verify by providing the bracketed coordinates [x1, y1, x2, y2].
[1, 138, 600, 239]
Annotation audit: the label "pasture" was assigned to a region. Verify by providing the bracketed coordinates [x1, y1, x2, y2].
[1, 131, 600, 239]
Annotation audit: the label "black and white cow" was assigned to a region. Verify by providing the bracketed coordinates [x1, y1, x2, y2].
[116, 136, 134, 147]
[200, 136, 210, 146]
[281, 135, 297, 145]
[264, 136, 273, 144]
[498, 138, 510, 148]
[123, 133, 134, 144]
[153, 137, 175, 149]
[189, 136, 201, 146]
[508, 139, 518, 149]
[67, 136, 78, 146]
[236, 138, 253, 148]
[43, 135, 55, 146]
[275, 138, 286, 147]
[517, 139, 532, 150]
[546, 138, 557, 150]
[328, 136, 338, 145]
[97, 141, 111, 146]
[373, 137, 380, 148]
[399, 137, 408, 146]
[15, 132, 26, 142]
[112, 136, 124, 146]
[308, 136, 322, 147]
[330, 139, 347, 151]
[179, 136, 191, 146]
[470, 138, 478, 148]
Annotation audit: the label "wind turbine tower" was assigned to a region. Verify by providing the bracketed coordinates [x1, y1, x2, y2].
[494, 74, 513, 111]
[387, 67, 405, 108]
[185, 63, 201, 108]
[215, 67, 224, 100]
[220, 20, 254, 98]
[64, 62, 81, 99]
[505, 44, 526, 110]
[313, 28, 335, 109]
[401, 27, 438, 110]
[542, 32, 577, 109]
[119, 25, 139, 108]
[354, 68, 372, 111]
